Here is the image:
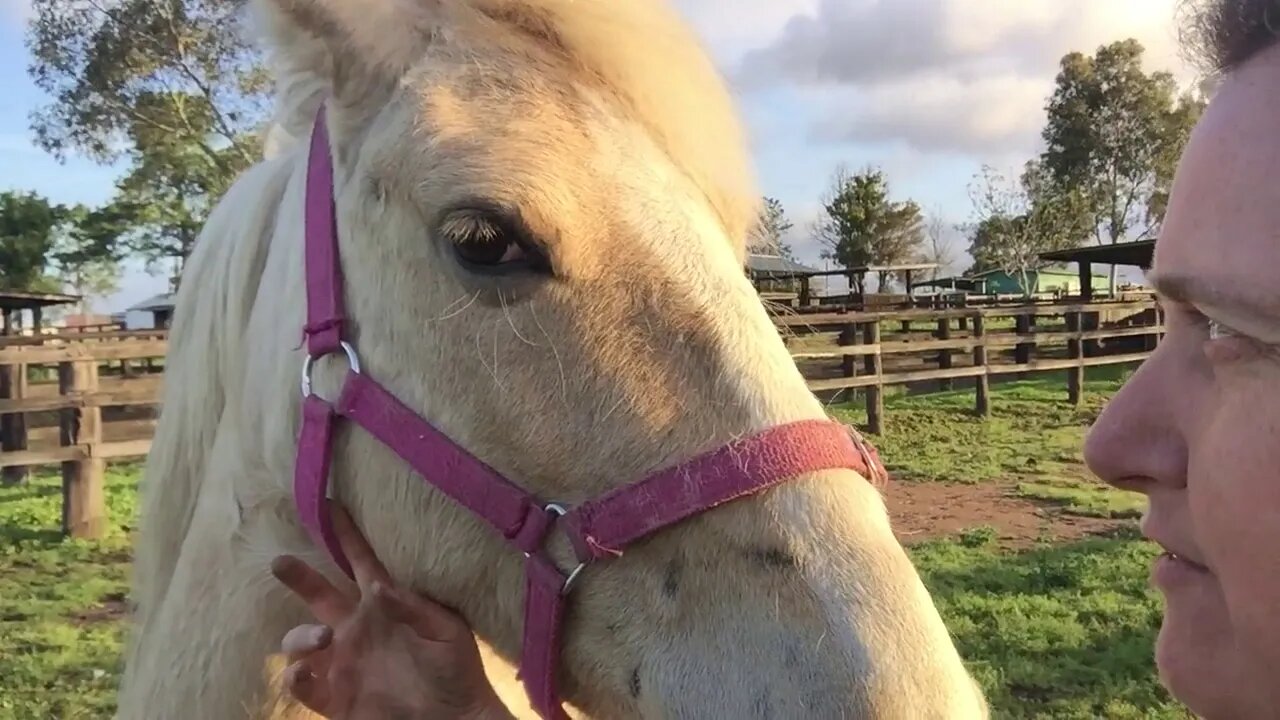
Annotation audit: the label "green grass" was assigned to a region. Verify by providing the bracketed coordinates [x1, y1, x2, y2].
[910, 528, 1188, 719]
[1016, 476, 1146, 519]
[0, 465, 137, 719]
[0, 371, 1184, 718]
[827, 365, 1133, 486]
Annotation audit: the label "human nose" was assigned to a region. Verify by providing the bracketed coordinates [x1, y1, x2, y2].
[1083, 353, 1188, 494]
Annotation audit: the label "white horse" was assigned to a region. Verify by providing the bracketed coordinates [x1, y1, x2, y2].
[115, 0, 988, 717]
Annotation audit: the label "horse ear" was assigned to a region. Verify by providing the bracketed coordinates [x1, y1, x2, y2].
[253, 0, 440, 112]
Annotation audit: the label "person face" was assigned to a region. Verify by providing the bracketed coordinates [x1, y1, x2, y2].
[1083, 45, 1280, 720]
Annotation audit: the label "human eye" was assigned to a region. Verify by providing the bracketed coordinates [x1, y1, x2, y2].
[1203, 317, 1267, 363]
[1207, 318, 1236, 340]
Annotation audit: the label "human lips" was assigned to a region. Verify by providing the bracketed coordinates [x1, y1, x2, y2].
[1143, 533, 1212, 588]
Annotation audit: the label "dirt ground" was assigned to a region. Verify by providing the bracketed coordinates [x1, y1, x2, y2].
[882, 478, 1131, 550]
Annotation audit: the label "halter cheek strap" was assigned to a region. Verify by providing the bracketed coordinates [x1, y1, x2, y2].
[292, 105, 889, 719]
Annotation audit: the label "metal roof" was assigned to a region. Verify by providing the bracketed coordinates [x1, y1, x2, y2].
[126, 293, 177, 313]
[745, 253, 820, 276]
[1038, 239, 1156, 269]
[0, 290, 82, 312]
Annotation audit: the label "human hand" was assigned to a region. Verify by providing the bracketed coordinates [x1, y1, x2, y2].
[271, 504, 513, 720]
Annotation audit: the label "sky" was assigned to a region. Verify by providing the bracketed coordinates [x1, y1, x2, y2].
[0, 0, 1199, 313]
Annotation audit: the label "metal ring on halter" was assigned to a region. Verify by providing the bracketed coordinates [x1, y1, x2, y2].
[526, 502, 588, 596]
[300, 341, 362, 397]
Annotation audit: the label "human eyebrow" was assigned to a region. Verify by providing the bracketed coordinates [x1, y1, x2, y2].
[1150, 271, 1280, 341]
[1150, 272, 1271, 314]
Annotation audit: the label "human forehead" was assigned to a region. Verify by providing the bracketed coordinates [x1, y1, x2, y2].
[1154, 65, 1280, 297]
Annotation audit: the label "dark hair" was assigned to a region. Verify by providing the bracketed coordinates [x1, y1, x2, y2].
[1180, 0, 1280, 72]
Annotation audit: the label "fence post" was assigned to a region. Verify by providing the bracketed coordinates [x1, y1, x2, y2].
[863, 322, 884, 434]
[973, 314, 990, 417]
[935, 318, 953, 391]
[839, 322, 859, 379]
[60, 357, 105, 539]
[1015, 312, 1034, 365]
[0, 348, 29, 486]
[1067, 311, 1084, 406]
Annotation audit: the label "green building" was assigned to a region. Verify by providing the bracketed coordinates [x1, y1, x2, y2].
[915, 266, 1111, 297]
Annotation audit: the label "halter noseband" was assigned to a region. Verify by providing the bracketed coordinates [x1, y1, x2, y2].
[292, 106, 888, 719]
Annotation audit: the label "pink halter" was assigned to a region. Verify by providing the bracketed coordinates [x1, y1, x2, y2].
[292, 106, 889, 718]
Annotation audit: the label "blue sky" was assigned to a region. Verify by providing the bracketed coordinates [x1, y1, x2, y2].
[0, 0, 1192, 312]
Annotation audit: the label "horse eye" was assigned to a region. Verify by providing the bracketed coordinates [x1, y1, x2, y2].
[455, 226, 526, 266]
[439, 207, 547, 274]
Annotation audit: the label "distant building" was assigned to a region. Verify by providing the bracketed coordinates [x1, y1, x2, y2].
[123, 293, 177, 329]
[914, 266, 1111, 297]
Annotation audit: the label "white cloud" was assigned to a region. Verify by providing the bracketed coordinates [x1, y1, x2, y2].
[728, 0, 1198, 157]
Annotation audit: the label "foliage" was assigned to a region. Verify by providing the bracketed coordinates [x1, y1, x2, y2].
[1040, 39, 1205, 291]
[814, 166, 925, 293]
[50, 205, 130, 313]
[747, 196, 797, 261]
[0, 464, 137, 719]
[26, 0, 272, 288]
[0, 190, 125, 312]
[0, 191, 70, 293]
[921, 209, 959, 280]
[964, 162, 1091, 297]
[911, 531, 1186, 719]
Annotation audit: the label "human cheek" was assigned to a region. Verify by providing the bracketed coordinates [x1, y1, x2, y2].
[1193, 374, 1280, 658]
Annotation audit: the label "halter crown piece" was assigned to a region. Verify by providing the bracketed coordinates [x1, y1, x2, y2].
[292, 105, 889, 719]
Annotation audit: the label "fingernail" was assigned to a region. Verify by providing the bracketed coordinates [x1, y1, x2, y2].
[310, 625, 331, 645]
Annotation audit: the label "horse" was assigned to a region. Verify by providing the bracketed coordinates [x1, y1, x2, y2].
[115, 0, 989, 717]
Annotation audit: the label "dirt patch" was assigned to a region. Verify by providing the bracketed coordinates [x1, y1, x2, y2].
[70, 593, 130, 625]
[881, 478, 1133, 550]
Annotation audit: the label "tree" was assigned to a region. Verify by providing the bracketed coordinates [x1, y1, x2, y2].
[50, 205, 128, 314]
[26, 0, 271, 287]
[965, 162, 1090, 298]
[0, 191, 66, 293]
[814, 165, 925, 293]
[748, 197, 797, 260]
[1040, 39, 1205, 292]
[921, 208, 959, 281]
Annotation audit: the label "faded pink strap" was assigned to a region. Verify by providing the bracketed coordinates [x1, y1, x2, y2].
[294, 394, 353, 578]
[521, 555, 572, 720]
[303, 106, 345, 356]
[562, 419, 867, 561]
[334, 371, 542, 541]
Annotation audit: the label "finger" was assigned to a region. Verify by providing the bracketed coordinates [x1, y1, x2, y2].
[284, 659, 331, 714]
[329, 503, 395, 592]
[271, 554, 355, 625]
[281, 624, 332, 662]
[373, 581, 470, 643]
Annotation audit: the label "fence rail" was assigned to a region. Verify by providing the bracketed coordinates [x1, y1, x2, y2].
[0, 296, 1162, 539]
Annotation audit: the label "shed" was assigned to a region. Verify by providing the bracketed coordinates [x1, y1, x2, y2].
[0, 290, 82, 335]
[126, 293, 178, 329]
[1038, 240, 1156, 301]
[957, 267, 1112, 297]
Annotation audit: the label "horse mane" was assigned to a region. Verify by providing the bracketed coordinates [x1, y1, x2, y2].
[124, 151, 295, 642]
[248, 0, 760, 243]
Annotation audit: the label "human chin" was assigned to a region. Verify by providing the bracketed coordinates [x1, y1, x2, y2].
[1154, 581, 1240, 718]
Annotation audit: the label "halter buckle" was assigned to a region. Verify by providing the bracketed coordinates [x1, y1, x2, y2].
[526, 502, 587, 596]
[300, 341, 362, 398]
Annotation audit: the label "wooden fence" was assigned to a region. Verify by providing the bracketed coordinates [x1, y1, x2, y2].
[0, 297, 1161, 539]
[0, 331, 167, 538]
[776, 297, 1162, 433]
